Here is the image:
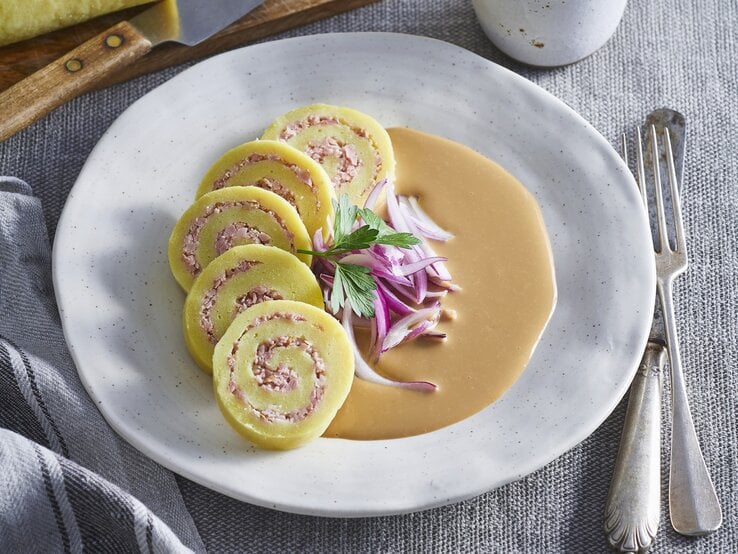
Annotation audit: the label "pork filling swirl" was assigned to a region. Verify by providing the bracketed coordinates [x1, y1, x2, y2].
[279, 115, 383, 192]
[232, 286, 283, 317]
[182, 200, 294, 275]
[199, 260, 261, 344]
[210, 153, 316, 200]
[226, 313, 327, 423]
[250, 178, 297, 209]
[215, 223, 272, 256]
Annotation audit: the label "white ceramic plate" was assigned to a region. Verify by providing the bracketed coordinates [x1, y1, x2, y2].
[53, 33, 654, 517]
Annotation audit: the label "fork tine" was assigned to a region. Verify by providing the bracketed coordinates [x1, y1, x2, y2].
[635, 127, 648, 209]
[650, 125, 670, 253]
[664, 128, 686, 252]
[621, 133, 629, 167]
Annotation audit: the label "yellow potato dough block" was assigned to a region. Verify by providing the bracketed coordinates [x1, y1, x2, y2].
[196, 140, 334, 238]
[168, 187, 311, 292]
[213, 300, 354, 450]
[262, 103, 396, 207]
[0, 0, 152, 47]
[183, 244, 324, 374]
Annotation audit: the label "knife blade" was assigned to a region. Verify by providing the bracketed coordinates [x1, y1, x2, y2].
[0, 0, 264, 142]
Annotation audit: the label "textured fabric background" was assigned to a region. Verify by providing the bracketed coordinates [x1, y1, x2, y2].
[1, 0, 736, 551]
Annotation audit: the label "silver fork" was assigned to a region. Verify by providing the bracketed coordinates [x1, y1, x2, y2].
[646, 123, 723, 536]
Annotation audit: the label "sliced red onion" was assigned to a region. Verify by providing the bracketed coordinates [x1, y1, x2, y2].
[394, 256, 447, 277]
[388, 183, 453, 283]
[371, 292, 390, 361]
[418, 241, 453, 282]
[403, 310, 441, 343]
[385, 181, 412, 233]
[342, 301, 437, 392]
[363, 178, 388, 211]
[340, 253, 413, 287]
[368, 244, 405, 269]
[384, 278, 419, 304]
[413, 262, 427, 303]
[312, 228, 327, 252]
[422, 330, 447, 339]
[383, 305, 441, 352]
[376, 280, 415, 316]
[399, 195, 454, 241]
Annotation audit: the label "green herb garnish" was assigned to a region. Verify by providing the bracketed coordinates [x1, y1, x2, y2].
[298, 194, 421, 318]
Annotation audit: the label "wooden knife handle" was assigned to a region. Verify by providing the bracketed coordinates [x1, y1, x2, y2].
[0, 21, 151, 142]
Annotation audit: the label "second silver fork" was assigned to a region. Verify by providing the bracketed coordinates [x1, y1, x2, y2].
[646, 120, 723, 538]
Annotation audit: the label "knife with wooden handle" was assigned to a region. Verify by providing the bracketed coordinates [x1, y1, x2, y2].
[0, 0, 263, 142]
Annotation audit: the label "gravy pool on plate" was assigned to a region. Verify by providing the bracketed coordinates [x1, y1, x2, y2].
[325, 127, 556, 440]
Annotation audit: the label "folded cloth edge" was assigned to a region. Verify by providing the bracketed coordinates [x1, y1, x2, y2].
[0, 177, 203, 553]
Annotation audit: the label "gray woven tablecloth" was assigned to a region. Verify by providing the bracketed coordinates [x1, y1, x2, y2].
[1, 0, 736, 551]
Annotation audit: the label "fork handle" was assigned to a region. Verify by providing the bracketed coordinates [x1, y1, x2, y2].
[605, 342, 665, 552]
[660, 280, 723, 535]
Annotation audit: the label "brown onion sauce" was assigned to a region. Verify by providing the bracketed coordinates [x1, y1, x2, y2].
[324, 127, 556, 440]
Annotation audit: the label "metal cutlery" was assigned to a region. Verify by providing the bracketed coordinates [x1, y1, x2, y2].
[605, 110, 722, 551]
[646, 116, 723, 537]
[605, 119, 669, 553]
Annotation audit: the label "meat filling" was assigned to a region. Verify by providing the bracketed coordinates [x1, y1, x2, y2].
[279, 115, 383, 192]
[215, 223, 272, 256]
[199, 260, 260, 344]
[211, 153, 315, 193]
[251, 178, 298, 210]
[226, 313, 328, 422]
[232, 286, 283, 316]
[182, 200, 293, 275]
[306, 137, 363, 188]
[280, 115, 340, 140]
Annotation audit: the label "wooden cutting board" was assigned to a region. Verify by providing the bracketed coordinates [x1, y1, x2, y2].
[0, 0, 380, 93]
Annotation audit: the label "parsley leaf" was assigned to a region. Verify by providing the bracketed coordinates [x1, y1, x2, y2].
[374, 232, 421, 247]
[332, 225, 378, 252]
[333, 194, 358, 244]
[334, 263, 375, 318]
[357, 208, 394, 236]
[358, 207, 421, 248]
[297, 193, 424, 318]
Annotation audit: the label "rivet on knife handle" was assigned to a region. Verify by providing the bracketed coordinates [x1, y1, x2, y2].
[604, 342, 666, 553]
[0, 21, 152, 142]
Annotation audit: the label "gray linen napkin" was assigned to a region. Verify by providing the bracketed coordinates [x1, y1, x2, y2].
[0, 177, 204, 553]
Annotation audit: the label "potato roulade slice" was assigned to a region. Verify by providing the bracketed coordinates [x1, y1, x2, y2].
[183, 244, 324, 373]
[168, 187, 311, 292]
[196, 140, 333, 237]
[213, 300, 354, 450]
[262, 104, 396, 207]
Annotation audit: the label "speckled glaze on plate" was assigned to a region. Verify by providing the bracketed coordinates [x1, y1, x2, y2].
[53, 33, 655, 517]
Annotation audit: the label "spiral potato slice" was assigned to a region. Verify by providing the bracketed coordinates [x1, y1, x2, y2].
[262, 104, 396, 207]
[196, 140, 334, 237]
[183, 244, 324, 373]
[168, 187, 311, 291]
[213, 300, 354, 450]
